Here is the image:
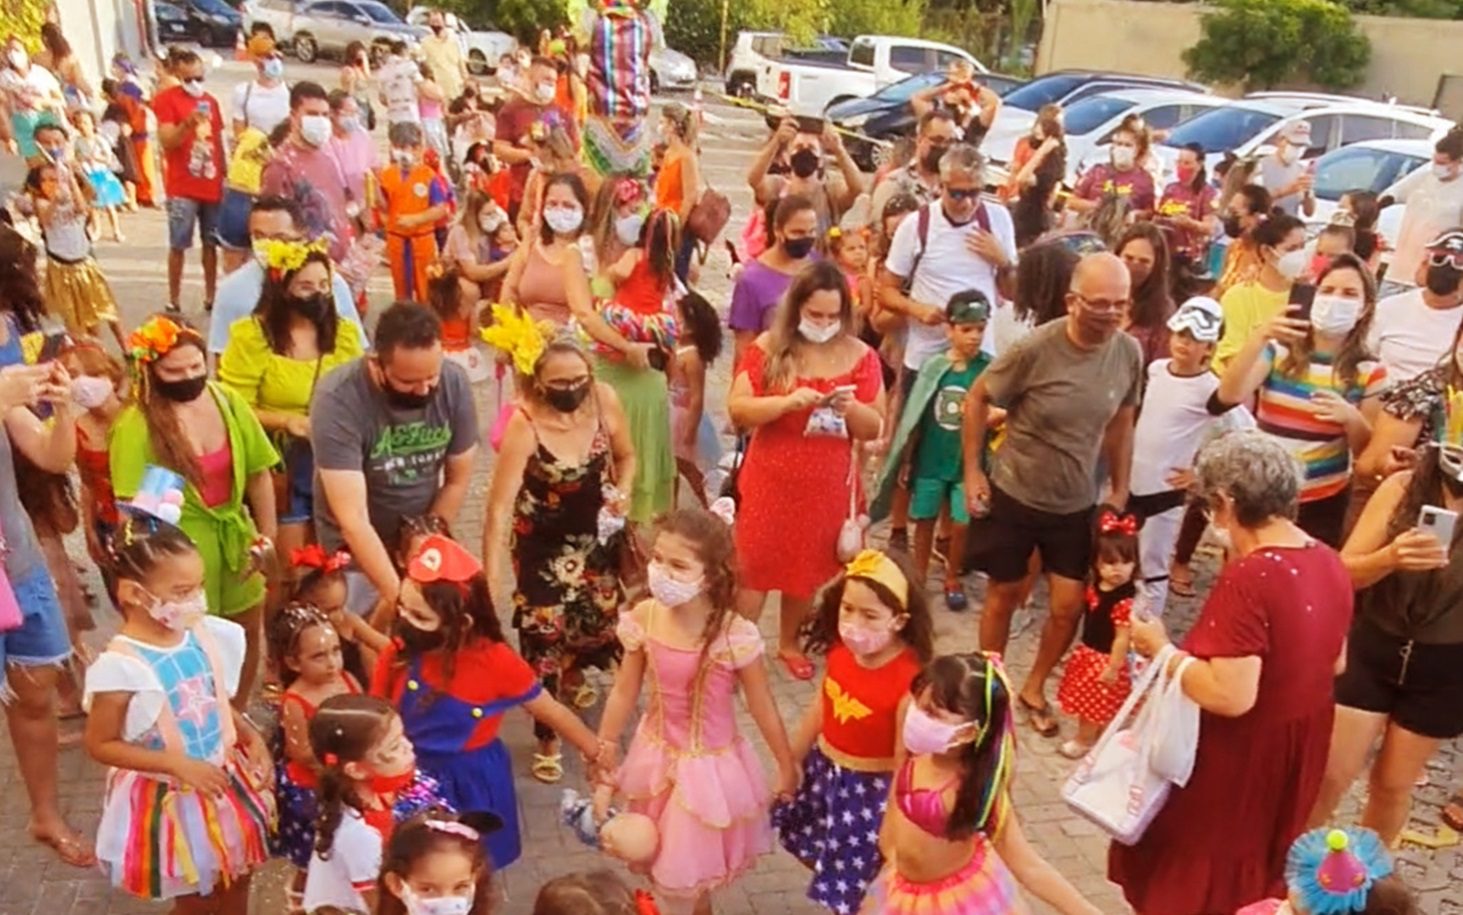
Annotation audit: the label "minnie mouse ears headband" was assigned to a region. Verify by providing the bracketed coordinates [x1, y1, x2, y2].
[407, 534, 482, 584]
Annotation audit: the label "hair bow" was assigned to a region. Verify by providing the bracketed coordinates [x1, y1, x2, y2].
[827, 225, 843, 240]
[424, 820, 480, 842]
[290, 545, 351, 574]
[614, 178, 646, 207]
[708, 496, 736, 526]
[1098, 510, 1138, 536]
[635, 890, 660, 915]
[1285, 827, 1393, 915]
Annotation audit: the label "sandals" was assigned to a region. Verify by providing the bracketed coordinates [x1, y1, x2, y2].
[1444, 791, 1463, 832]
[31, 825, 96, 868]
[1016, 694, 1060, 738]
[1169, 565, 1197, 598]
[571, 681, 599, 710]
[531, 752, 564, 784]
[778, 651, 816, 681]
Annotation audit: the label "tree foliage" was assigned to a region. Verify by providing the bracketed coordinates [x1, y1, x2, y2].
[0, 0, 50, 51]
[1183, 0, 1371, 91]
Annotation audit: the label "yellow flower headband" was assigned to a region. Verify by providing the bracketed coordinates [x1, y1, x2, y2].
[258, 237, 329, 279]
[479, 304, 553, 377]
[1443, 384, 1463, 448]
[844, 549, 909, 610]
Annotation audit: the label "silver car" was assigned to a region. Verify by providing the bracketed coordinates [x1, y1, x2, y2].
[649, 46, 697, 93]
[242, 0, 426, 64]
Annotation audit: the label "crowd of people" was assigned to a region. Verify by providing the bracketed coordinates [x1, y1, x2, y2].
[0, 14, 1461, 915]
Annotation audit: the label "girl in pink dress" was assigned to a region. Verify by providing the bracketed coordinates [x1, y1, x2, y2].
[597, 505, 800, 910]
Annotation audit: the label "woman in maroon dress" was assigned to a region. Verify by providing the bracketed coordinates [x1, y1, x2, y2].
[1110, 430, 1353, 915]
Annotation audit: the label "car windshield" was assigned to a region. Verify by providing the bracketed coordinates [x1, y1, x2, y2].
[1163, 106, 1280, 152]
[1312, 148, 1426, 201]
[194, 0, 235, 13]
[156, 2, 184, 19]
[1062, 96, 1138, 136]
[357, 1, 400, 23]
[872, 72, 944, 103]
[1001, 74, 1086, 111]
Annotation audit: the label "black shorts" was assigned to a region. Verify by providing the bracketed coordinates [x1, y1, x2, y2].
[968, 486, 1094, 583]
[1334, 617, 1463, 740]
[1297, 487, 1350, 548]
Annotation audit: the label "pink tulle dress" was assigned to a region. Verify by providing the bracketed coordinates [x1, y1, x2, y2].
[615, 605, 773, 898]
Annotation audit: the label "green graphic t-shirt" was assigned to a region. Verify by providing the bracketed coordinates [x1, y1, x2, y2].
[913, 355, 988, 483]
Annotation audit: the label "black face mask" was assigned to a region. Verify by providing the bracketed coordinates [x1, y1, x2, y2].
[394, 619, 444, 654]
[920, 143, 948, 173]
[783, 236, 816, 259]
[544, 382, 590, 413]
[383, 383, 432, 410]
[789, 148, 820, 179]
[1222, 215, 1245, 239]
[154, 374, 208, 403]
[288, 293, 329, 321]
[1426, 263, 1463, 297]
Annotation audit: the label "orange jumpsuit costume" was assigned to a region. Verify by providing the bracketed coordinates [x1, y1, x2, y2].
[379, 161, 443, 302]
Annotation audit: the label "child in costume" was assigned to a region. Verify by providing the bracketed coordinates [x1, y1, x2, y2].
[83, 490, 275, 905]
[426, 261, 491, 384]
[866, 653, 1098, 915]
[25, 159, 126, 349]
[290, 545, 387, 687]
[70, 108, 127, 241]
[1236, 826, 1417, 915]
[596, 505, 800, 907]
[773, 549, 933, 914]
[62, 343, 126, 598]
[370, 533, 611, 870]
[669, 290, 723, 506]
[303, 694, 445, 914]
[379, 122, 451, 302]
[1055, 510, 1138, 760]
[377, 811, 501, 915]
[870, 290, 994, 609]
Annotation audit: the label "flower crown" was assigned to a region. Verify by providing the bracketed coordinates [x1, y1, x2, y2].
[258, 237, 328, 279]
[480, 303, 555, 377]
[127, 315, 194, 367]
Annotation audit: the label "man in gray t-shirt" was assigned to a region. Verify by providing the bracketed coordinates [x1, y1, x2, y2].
[961, 252, 1141, 737]
[312, 303, 479, 624]
[1258, 119, 1316, 218]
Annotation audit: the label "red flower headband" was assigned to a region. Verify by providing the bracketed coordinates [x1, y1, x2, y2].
[1098, 510, 1139, 537]
[290, 545, 351, 574]
[615, 178, 647, 207]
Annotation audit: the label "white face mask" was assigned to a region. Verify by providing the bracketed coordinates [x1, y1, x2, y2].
[798, 318, 840, 344]
[300, 113, 331, 147]
[544, 205, 583, 235]
[647, 561, 705, 607]
[535, 81, 556, 104]
[1111, 146, 1136, 170]
[262, 57, 284, 80]
[1274, 248, 1309, 282]
[391, 148, 415, 167]
[147, 589, 208, 631]
[1435, 163, 1459, 182]
[479, 208, 504, 234]
[182, 77, 205, 98]
[615, 212, 644, 245]
[1310, 293, 1362, 336]
[337, 114, 360, 133]
[8, 49, 28, 70]
[400, 885, 474, 915]
[71, 375, 115, 409]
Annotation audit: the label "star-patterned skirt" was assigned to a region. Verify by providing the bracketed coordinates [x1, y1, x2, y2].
[773, 745, 891, 914]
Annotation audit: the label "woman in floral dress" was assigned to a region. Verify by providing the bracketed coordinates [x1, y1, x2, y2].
[484, 336, 634, 784]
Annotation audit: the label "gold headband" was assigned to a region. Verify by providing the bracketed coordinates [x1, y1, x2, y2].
[844, 549, 909, 609]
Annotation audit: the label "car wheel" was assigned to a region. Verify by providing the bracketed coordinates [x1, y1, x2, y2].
[294, 33, 317, 63]
[728, 74, 754, 99]
[468, 50, 487, 75]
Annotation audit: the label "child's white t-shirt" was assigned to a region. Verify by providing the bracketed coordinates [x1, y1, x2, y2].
[303, 808, 382, 913]
[1131, 360, 1224, 497]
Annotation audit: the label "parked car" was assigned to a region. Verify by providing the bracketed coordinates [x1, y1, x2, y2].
[1060, 88, 1229, 184]
[154, 1, 197, 43]
[1304, 137, 1431, 248]
[724, 31, 849, 99]
[155, 0, 242, 47]
[828, 70, 1027, 170]
[756, 34, 986, 118]
[649, 46, 697, 92]
[982, 70, 1209, 165]
[405, 7, 515, 75]
[242, 0, 425, 64]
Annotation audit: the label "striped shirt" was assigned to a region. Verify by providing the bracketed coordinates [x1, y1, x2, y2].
[1255, 343, 1387, 501]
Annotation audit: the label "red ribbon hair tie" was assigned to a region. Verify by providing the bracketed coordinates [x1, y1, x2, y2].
[634, 890, 660, 915]
[1098, 510, 1139, 536]
[290, 544, 351, 574]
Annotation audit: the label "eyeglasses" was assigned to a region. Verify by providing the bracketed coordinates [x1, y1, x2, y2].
[1071, 292, 1129, 314]
[946, 187, 981, 202]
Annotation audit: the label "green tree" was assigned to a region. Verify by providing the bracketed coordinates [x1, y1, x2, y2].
[0, 0, 49, 50]
[452, 0, 569, 42]
[1182, 0, 1371, 91]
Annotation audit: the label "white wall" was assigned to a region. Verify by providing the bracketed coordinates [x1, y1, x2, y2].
[53, 0, 152, 90]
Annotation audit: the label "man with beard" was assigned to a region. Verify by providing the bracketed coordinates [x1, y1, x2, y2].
[746, 116, 865, 231]
[961, 252, 1141, 738]
[870, 109, 958, 221]
[312, 303, 479, 625]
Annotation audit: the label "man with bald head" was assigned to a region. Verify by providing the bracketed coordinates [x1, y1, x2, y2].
[961, 252, 1141, 737]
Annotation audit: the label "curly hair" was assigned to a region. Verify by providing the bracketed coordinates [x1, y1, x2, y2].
[801, 552, 933, 662]
[676, 290, 723, 366]
[256, 249, 340, 356]
[655, 508, 738, 666]
[1013, 238, 1079, 326]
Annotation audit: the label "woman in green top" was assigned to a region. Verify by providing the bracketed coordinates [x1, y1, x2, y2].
[219, 247, 363, 558]
[111, 314, 278, 707]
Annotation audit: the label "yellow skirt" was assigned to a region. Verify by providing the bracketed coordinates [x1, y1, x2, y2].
[44, 254, 119, 334]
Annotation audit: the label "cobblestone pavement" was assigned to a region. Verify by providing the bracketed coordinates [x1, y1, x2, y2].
[0, 56, 1457, 915]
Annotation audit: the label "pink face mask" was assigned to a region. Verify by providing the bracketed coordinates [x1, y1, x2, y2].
[838, 617, 893, 656]
[901, 704, 968, 755]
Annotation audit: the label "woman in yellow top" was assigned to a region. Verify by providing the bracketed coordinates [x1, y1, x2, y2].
[655, 102, 701, 282]
[1213, 212, 1307, 372]
[219, 245, 364, 557]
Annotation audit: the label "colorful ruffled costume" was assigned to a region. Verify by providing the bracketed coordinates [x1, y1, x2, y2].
[573, 0, 665, 178]
[615, 606, 772, 898]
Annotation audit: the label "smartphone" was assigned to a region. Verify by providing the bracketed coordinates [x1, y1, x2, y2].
[37, 330, 68, 363]
[795, 115, 825, 135]
[821, 383, 857, 405]
[1418, 505, 1458, 545]
[1288, 283, 1317, 320]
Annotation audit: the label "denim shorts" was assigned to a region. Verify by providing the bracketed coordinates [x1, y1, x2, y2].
[215, 187, 254, 250]
[278, 438, 316, 525]
[167, 196, 221, 250]
[0, 565, 72, 673]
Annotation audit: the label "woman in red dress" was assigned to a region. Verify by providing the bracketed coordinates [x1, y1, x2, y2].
[1110, 430, 1353, 915]
[728, 260, 887, 680]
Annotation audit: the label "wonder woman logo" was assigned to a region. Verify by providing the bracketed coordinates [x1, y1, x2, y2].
[825, 677, 873, 724]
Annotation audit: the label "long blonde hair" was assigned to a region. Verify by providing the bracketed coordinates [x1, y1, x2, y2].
[1276, 252, 1377, 391]
[761, 260, 855, 392]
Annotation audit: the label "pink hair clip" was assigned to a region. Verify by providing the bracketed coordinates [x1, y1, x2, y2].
[425, 820, 481, 842]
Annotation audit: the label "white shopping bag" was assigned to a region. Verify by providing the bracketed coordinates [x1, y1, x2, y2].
[1061, 644, 1197, 845]
[1149, 652, 1201, 787]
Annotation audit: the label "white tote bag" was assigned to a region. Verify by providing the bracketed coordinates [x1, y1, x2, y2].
[1149, 653, 1201, 787]
[1061, 644, 1197, 845]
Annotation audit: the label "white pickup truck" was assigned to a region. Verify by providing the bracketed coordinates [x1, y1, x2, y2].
[756, 34, 985, 117]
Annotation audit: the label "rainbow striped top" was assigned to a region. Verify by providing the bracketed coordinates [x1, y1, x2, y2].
[1255, 343, 1387, 502]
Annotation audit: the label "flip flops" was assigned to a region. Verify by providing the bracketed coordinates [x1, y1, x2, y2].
[778, 651, 816, 681]
[1017, 694, 1060, 737]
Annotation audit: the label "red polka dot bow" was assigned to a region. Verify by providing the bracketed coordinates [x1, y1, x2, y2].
[1098, 510, 1138, 536]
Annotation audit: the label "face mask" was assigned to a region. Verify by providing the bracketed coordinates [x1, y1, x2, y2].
[535, 81, 556, 104]
[45, 145, 66, 162]
[614, 212, 644, 245]
[384, 383, 432, 410]
[8, 50, 27, 70]
[1111, 146, 1136, 170]
[262, 57, 284, 80]
[647, 561, 705, 608]
[1426, 263, 1463, 297]
[431, 23, 445, 33]
[543, 381, 590, 413]
[147, 589, 207, 631]
[182, 78, 205, 98]
[838, 618, 893, 656]
[72, 375, 115, 409]
[1222, 214, 1244, 239]
[394, 619, 444, 653]
[479, 209, 505, 234]
[401, 885, 475, 915]
[1176, 163, 1198, 184]
[789, 148, 820, 179]
[1309, 293, 1361, 336]
[300, 113, 331, 147]
[337, 114, 360, 133]
[902, 704, 968, 756]
[919, 143, 947, 173]
[154, 374, 208, 403]
[798, 318, 840, 344]
[544, 206, 583, 235]
[1434, 163, 1459, 182]
[1274, 248, 1309, 282]
[783, 236, 816, 260]
[391, 148, 415, 167]
[288, 292, 329, 320]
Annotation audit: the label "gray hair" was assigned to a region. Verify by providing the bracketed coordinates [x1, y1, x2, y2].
[388, 121, 422, 148]
[939, 144, 984, 182]
[1193, 430, 1302, 527]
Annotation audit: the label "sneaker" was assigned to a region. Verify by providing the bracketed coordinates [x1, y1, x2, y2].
[165, 302, 183, 313]
[944, 584, 969, 612]
[1059, 739, 1091, 760]
[203, 300, 214, 313]
[887, 528, 909, 552]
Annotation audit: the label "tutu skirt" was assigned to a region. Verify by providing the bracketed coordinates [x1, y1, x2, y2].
[619, 729, 772, 898]
[671, 404, 723, 471]
[84, 165, 127, 208]
[96, 752, 274, 899]
[418, 739, 520, 870]
[863, 841, 1019, 915]
[1056, 645, 1133, 726]
[43, 254, 118, 335]
[773, 745, 890, 914]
